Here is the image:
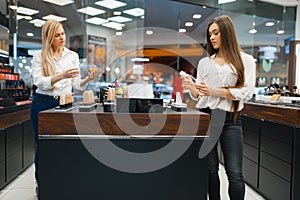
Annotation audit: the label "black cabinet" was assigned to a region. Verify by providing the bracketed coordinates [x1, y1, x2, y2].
[0, 130, 5, 188]
[23, 120, 35, 168]
[241, 115, 261, 189]
[0, 118, 35, 190]
[241, 114, 300, 200]
[6, 123, 23, 182]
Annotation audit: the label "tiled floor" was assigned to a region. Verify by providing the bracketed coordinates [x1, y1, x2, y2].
[0, 164, 265, 200]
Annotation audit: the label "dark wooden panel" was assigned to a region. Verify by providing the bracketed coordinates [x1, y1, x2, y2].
[241, 115, 261, 132]
[38, 110, 210, 136]
[6, 137, 22, 158]
[6, 123, 22, 143]
[0, 160, 5, 189]
[0, 130, 4, 162]
[242, 103, 300, 126]
[260, 151, 291, 182]
[292, 127, 300, 200]
[243, 129, 260, 148]
[0, 109, 30, 129]
[244, 143, 259, 162]
[22, 120, 35, 168]
[6, 150, 22, 182]
[259, 167, 290, 200]
[38, 138, 208, 200]
[243, 157, 258, 188]
[261, 120, 294, 145]
[261, 136, 292, 163]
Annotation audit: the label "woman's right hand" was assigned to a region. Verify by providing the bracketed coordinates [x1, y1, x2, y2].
[181, 76, 195, 91]
[62, 68, 80, 79]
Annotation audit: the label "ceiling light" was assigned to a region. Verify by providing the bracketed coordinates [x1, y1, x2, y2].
[146, 30, 153, 35]
[17, 6, 39, 16]
[29, 19, 46, 26]
[95, 0, 127, 9]
[101, 22, 124, 29]
[26, 33, 34, 37]
[42, 0, 74, 6]
[265, 21, 275, 27]
[140, 16, 144, 19]
[24, 16, 33, 20]
[42, 14, 67, 22]
[218, 0, 236, 4]
[108, 16, 132, 23]
[193, 14, 202, 19]
[123, 8, 144, 17]
[17, 15, 24, 20]
[85, 17, 108, 25]
[179, 28, 186, 33]
[277, 29, 285, 34]
[113, 11, 122, 15]
[249, 28, 257, 34]
[9, 5, 18, 10]
[185, 22, 193, 27]
[77, 6, 105, 16]
[131, 57, 150, 62]
[116, 32, 122, 36]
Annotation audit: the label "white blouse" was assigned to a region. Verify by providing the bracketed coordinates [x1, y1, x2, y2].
[191, 52, 256, 112]
[32, 47, 86, 96]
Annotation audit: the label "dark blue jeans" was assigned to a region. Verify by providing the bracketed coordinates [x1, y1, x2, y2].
[208, 112, 245, 200]
[30, 93, 59, 182]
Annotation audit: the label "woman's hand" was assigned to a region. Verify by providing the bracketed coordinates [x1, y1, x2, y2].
[62, 68, 80, 79]
[195, 82, 210, 96]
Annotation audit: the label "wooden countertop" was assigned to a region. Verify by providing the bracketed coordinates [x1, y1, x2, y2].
[0, 108, 30, 129]
[242, 102, 300, 126]
[38, 106, 210, 137]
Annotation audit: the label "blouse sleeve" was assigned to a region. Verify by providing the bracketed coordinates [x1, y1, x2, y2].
[228, 53, 256, 101]
[32, 51, 52, 91]
[189, 59, 205, 101]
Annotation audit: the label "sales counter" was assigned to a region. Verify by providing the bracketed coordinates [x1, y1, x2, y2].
[0, 102, 34, 190]
[37, 105, 210, 200]
[240, 102, 300, 200]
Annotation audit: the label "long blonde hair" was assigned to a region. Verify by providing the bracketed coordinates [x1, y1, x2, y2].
[41, 20, 63, 76]
[206, 15, 245, 121]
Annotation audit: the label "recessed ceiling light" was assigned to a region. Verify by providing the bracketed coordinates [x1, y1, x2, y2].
[26, 32, 34, 37]
[179, 28, 186, 33]
[9, 5, 18, 10]
[146, 30, 153, 35]
[277, 29, 285, 34]
[193, 14, 202, 19]
[42, 0, 74, 6]
[140, 16, 144, 19]
[185, 22, 193, 27]
[95, 0, 127, 9]
[77, 6, 106, 16]
[101, 21, 125, 29]
[24, 16, 33, 20]
[17, 15, 24, 20]
[113, 11, 122, 15]
[218, 0, 236, 4]
[85, 17, 108, 25]
[17, 6, 39, 16]
[265, 21, 275, 27]
[29, 19, 46, 26]
[42, 14, 67, 22]
[108, 16, 132, 23]
[116, 32, 122, 36]
[123, 8, 144, 17]
[249, 28, 257, 34]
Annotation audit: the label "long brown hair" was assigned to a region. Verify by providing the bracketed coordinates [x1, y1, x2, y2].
[206, 15, 245, 121]
[41, 20, 63, 76]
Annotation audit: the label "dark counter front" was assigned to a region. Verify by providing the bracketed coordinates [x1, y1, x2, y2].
[38, 107, 210, 200]
[241, 102, 300, 200]
[0, 104, 35, 190]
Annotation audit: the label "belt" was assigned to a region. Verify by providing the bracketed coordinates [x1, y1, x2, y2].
[35, 93, 60, 100]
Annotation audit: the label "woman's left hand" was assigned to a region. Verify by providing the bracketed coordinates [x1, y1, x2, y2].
[195, 82, 211, 96]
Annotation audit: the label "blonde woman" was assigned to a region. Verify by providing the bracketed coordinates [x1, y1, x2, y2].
[183, 15, 256, 199]
[30, 19, 96, 186]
